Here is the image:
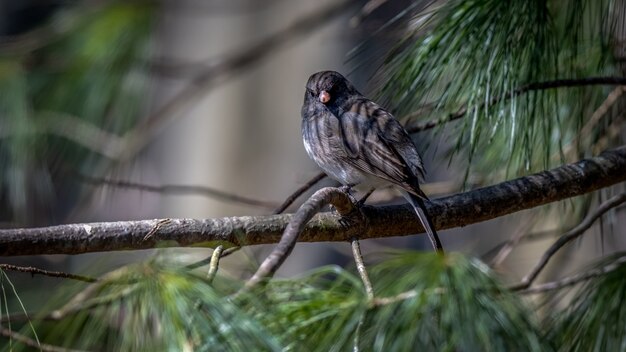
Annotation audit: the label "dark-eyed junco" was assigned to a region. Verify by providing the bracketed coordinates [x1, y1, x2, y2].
[301, 70, 443, 253]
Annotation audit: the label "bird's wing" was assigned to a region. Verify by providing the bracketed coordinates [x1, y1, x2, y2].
[337, 99, 426, 190]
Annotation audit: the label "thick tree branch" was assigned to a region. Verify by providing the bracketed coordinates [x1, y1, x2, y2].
[1, 147, 625, 256]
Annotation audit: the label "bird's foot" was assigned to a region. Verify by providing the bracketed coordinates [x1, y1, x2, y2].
[335, 186, 364, 228]
[339, 184, 354, 195]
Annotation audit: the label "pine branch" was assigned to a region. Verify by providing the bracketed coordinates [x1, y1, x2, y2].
[1, 146, 625, 256]
[406, 76, 626, 133]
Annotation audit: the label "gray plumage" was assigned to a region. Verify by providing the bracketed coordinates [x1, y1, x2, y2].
[301, 70, 443, 253]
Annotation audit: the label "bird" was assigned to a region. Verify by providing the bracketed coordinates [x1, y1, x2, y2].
[301, 70, 443, 253]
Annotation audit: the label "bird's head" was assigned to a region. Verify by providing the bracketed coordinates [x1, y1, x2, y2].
[304, 71, 360, 107]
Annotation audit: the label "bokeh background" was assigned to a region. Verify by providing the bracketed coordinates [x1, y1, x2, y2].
[2, 0, 625, 309]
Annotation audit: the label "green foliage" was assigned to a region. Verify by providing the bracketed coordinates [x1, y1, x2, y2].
[362, 253, 545, 351]
[381, 0, 621, 177]
[0, 2, 155, 224]
[250, 266, 366, 351]
[8, 262, 281, 352]
[7, 251, 626, 350]
[549, 253, 626, 351]
[1, 253, 544, 351]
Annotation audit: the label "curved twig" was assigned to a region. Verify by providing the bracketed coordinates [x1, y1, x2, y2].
[518, 254, 626, 294]
[273, 172, 328, 214]
[244, 187, 362, 291]
[511, 193, 626, 290]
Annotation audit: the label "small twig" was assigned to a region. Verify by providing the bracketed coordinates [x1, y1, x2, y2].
[353, 314, 366, 352]
[185, 247, 241, 270]
[406, 76, 626, 133]
[242, 187, 362, 292]
[517, 254, 626, 294]
[0, 326, 88, 352]
[511, 193, 626, 290]
[273, 172, 327, 214]
[0, 264, 97, 283]
[143, 219, 173, 241]
[351, 239, 374, 300]
[78, 173, 278, 209]
[206, 245, 224, 283]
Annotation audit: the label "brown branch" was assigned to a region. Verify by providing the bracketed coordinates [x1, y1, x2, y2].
[273, 172, 327, 214]
[406, 76, 626, 133]
[115, 0, 358, 161]
[1, 146, 625, 256]
[78, 173, 278, 209]
[511, 192, 626, 290]
[244, 187, 361, 290]
[0, 264, 97, 283]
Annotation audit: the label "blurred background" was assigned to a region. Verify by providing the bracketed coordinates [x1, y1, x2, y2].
[1, 0, 625, 308]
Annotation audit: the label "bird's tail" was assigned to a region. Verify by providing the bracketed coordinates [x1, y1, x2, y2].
[402, 191, 444, 254]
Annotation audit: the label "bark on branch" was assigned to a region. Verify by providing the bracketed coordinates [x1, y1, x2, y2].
[1, 147, 625, 256]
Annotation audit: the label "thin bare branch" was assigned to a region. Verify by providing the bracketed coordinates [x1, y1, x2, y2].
[518, 254, 626, 294]
[0, 326, 87, 352]
[244, 187, 361, 291]
[351, 239, 374, 300]
[0, 264, 97, 283]
[1, 146, 625, 256]
[78, 173, 278, 209]
[406, 77, 626, 133]
[512, 193, 626, 290]
[273, 172, 328, 214]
